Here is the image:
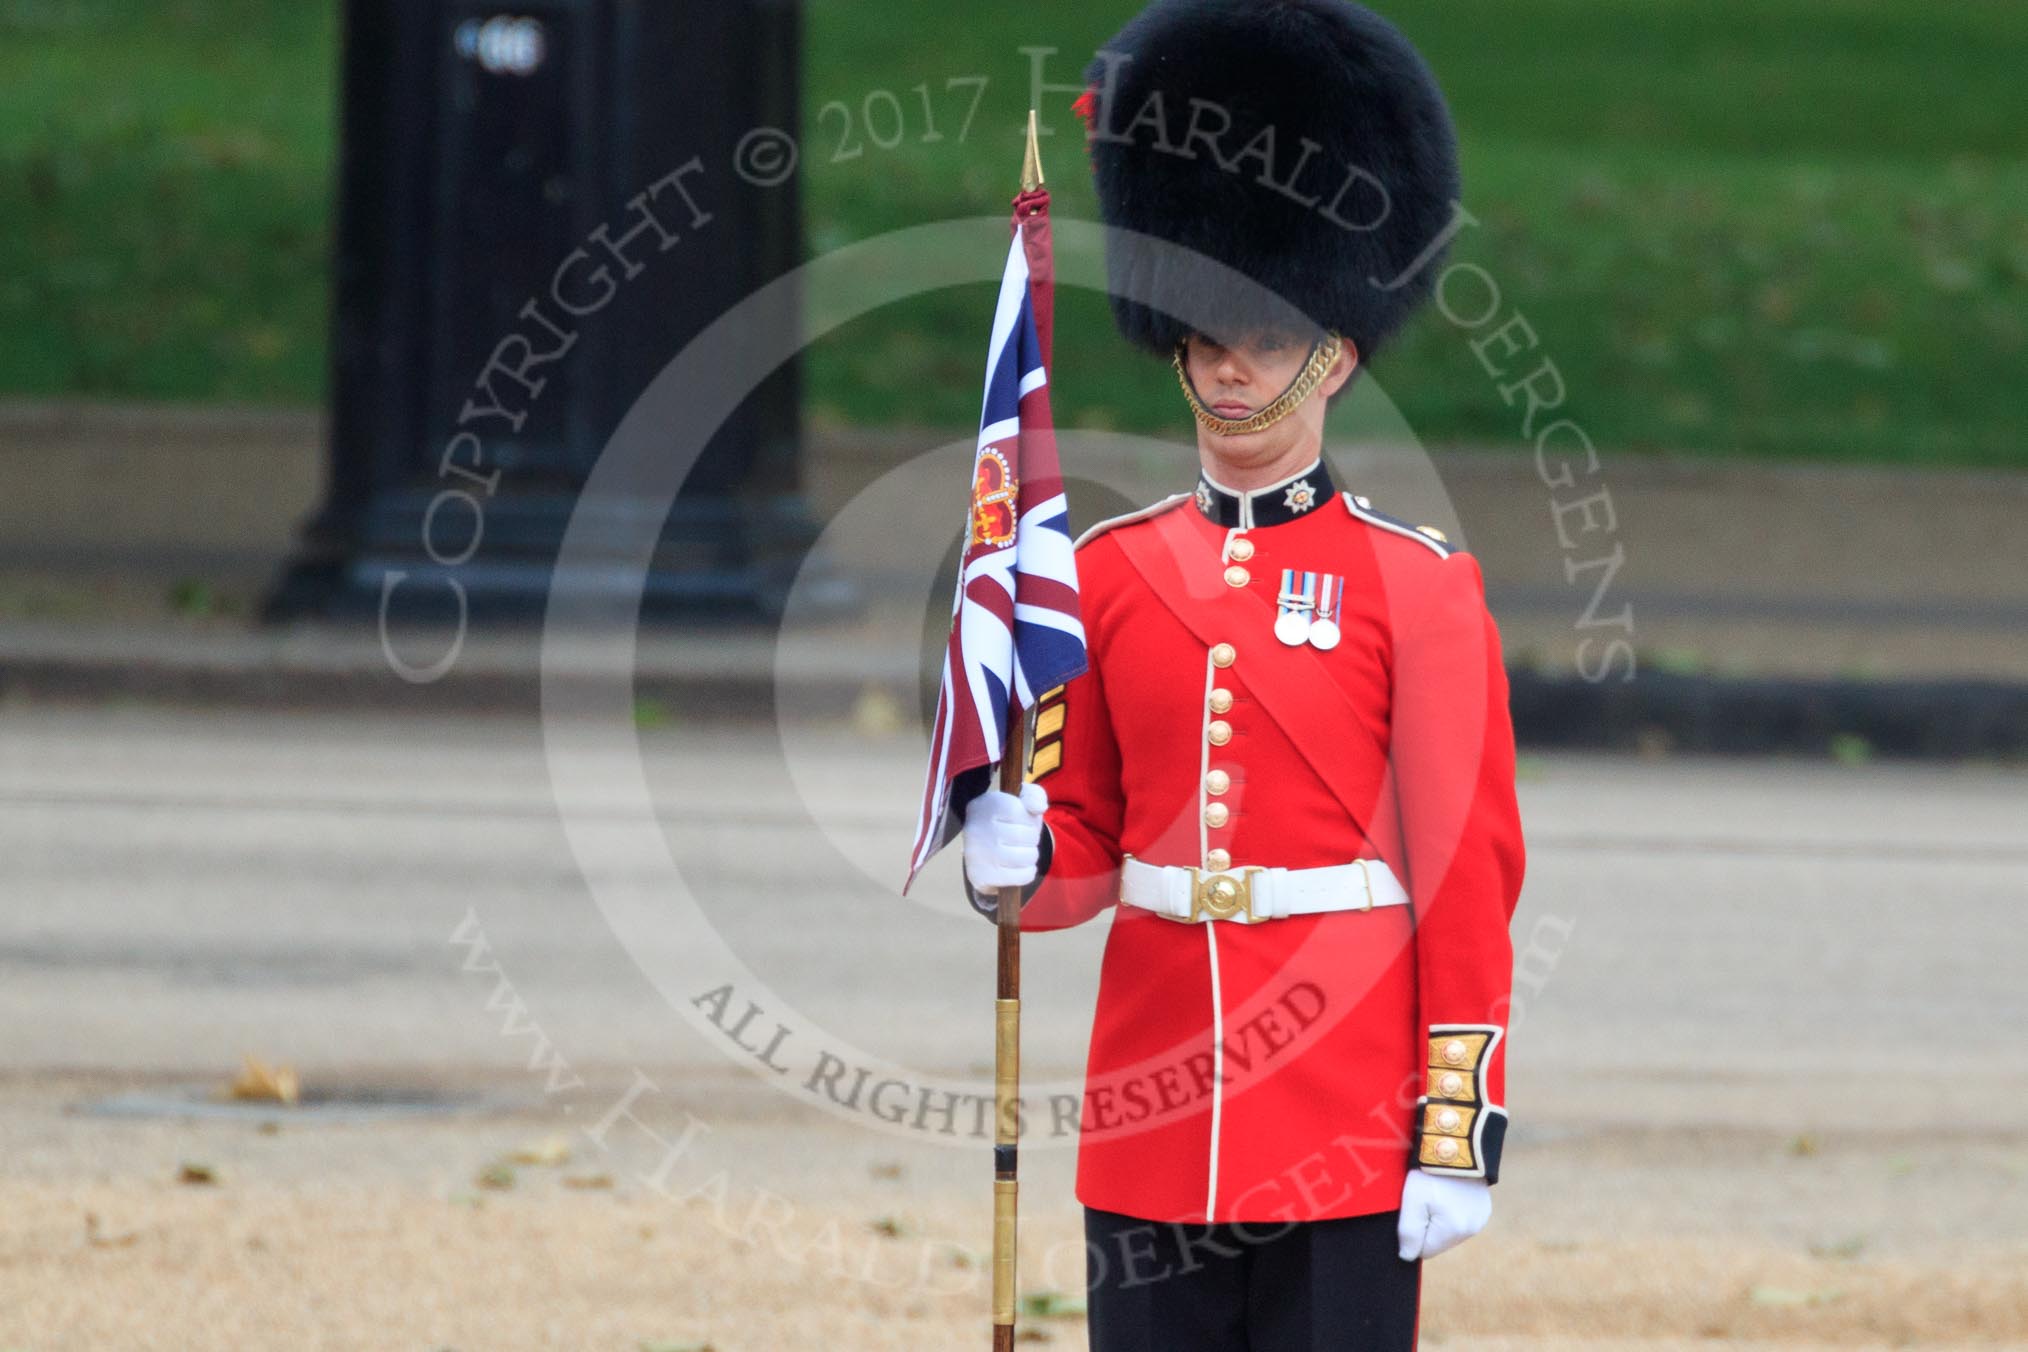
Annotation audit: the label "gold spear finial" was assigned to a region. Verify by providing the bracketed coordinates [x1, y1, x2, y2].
[1020, 109, 1045, 193]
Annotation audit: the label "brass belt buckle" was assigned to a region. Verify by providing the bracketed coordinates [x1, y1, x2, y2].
[1189, 865, 1264, 923]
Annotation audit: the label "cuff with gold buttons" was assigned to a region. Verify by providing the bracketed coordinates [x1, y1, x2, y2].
[1411, 1025, 1507, 1183]
[965, 823, 1054, 921]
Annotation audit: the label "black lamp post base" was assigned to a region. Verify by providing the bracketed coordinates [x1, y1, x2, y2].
[265, 490, 857, 626]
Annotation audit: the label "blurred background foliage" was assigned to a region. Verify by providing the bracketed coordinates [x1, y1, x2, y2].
[1, 0, 2023, 463]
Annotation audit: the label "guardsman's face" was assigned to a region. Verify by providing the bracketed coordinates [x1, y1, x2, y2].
[1183, 328, 1311, 399]
[1181, 328, 1353, 474]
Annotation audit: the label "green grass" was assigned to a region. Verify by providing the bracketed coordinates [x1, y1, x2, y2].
[2, 0, 2024, 465]
[0, 0, 334, 399]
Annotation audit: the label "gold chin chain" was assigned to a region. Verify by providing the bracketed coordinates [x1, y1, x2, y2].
[1173, 332, 1345, 437]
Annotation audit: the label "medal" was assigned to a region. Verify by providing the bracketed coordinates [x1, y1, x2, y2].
[1274, 569, 1313, 645]
[1309, 572, 1341, 650]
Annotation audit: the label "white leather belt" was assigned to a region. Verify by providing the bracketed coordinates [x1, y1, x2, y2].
[1119, 854, 1409, 925]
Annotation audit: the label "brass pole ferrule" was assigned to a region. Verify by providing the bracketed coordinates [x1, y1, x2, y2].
[995, 998, 1020, 1144]
[992, 1178, 1019, 1324]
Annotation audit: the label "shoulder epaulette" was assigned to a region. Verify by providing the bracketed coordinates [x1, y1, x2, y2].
[1073, 492, 1192, 551]
[1340, 491, 1457, 558]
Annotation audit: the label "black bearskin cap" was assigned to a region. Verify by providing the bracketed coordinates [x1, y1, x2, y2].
[1080, 0, 1459, 361]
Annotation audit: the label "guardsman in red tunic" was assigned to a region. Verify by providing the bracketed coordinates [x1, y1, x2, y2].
[959, 2, 1524, 1347]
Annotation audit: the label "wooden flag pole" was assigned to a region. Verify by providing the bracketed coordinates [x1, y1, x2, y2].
[991, 108, 1046, 1352]
[990, 726, 1026, 1352]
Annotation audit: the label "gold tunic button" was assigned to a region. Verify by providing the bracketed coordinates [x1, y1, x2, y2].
[1436, 1108, 1462, 1132]
[1433, 1138, 1461, 1163]
[1438, 1072, 1464, 1097]
[1205, 848, 1232, 871]
[1210, 643, 1236, 668]
[1203, 802, 1230, 829]
[1206, 769, 1231, 795]
[1208, 688, 1233, 714]
[1442, 1039, 1469, 1066]
[1227, 537, 1255, 562]
[1206, 720, 1232, 746]
[1223, 565, 1249, 588]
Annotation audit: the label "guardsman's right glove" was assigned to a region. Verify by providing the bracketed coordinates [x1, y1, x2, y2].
[960, 783, 1052, 916]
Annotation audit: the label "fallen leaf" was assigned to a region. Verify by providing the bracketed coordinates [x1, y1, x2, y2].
[852, 686, 906, 736]
[167, 578, 216, 618]
[84, 1212, 139, 1248]
[511, 1135, 572, 1167]
[475, 1162, 517, 1190]
[227, 1054, 300, 1106]
[1019, 1289, 1087, 1319]
[562, 1173, 615, 1190]
[177, 1162, 219, 1186]
[1809, 1235, 1868, 1260]
[868, 1215, 909, 1238]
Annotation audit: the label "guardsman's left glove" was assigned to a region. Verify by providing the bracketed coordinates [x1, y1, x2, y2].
[1395, 1170, 1491, 1261]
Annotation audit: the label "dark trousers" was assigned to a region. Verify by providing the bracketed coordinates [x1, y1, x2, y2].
[1083, 1205, 1420, 1352]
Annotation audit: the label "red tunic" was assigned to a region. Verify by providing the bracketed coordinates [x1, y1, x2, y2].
[1020, 486, 1525, 1224]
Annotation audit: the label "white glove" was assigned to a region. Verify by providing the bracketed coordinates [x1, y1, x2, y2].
[1396, 1169, 1492, 1262]
[961, 783, 1048, 889]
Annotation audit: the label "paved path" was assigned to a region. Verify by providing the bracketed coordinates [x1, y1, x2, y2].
[4, 706, 2024, 1101]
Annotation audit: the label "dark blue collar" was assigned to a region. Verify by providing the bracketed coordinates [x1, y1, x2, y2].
[1193, 458, 1335, 529]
